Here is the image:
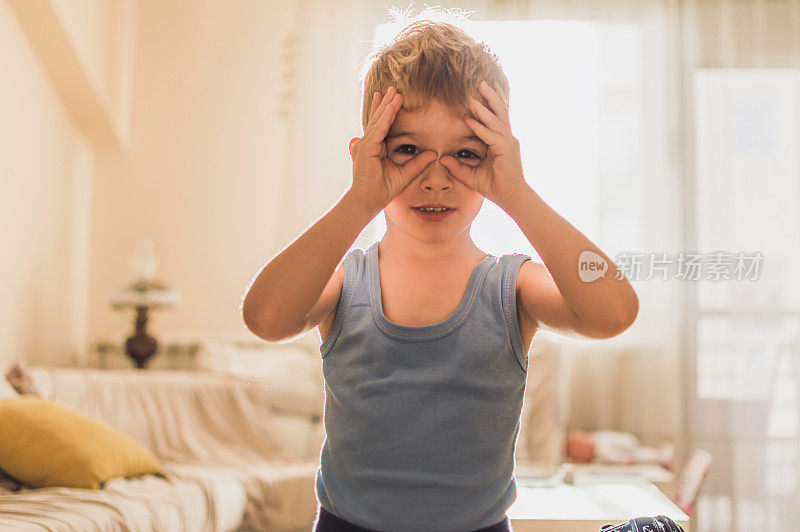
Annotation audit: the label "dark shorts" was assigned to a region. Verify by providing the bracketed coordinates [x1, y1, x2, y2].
[312, 505, 513, 532]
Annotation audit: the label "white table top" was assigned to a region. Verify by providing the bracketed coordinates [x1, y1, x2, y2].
[571, 463, 675, 484]
[508, 472, 690, 532]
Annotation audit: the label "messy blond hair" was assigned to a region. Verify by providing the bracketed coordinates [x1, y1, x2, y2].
[358, 5, 510, 133]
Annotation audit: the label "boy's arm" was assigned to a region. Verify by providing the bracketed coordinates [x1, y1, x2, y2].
[241, 188, 379, 341]
[500, 184, 639, 339]
[440, 80, 637, 340]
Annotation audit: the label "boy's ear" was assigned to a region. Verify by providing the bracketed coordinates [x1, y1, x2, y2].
[348, 137, 361, 161]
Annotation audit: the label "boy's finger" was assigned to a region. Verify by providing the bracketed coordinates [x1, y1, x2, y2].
[401, 150, 437, 182]
[369, 91, 402, 143]
[368, 91, 382, 122]
[368, 86, 395, 129]
[359, 91, 396, 156]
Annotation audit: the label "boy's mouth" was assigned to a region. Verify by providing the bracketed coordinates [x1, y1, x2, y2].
[412, 205, 455, 212]
[412, 207, 455, 222]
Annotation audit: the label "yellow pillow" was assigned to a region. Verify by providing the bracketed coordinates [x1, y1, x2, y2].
[0, 396, 165, 490]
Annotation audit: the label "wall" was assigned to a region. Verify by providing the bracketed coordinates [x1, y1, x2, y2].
[1, 0, 365, 368]
[0, 0, 133, 368]
[88, 0, 296, 349]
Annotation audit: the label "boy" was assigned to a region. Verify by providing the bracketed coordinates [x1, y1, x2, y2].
[242, 10, 638, 532]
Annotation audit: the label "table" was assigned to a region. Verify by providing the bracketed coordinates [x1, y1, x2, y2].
[91, 341, 199, 370]
[508, 472, 690, 532]
[570, 463, 675, 496]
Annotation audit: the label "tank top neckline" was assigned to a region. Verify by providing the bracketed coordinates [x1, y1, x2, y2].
[366, 241, 496, 341]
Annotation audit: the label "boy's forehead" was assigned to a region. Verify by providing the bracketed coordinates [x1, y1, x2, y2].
[388, 101, 475, 139]
[398, 99, 467, 121]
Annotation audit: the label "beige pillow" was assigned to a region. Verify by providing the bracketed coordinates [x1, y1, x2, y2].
[0, 396, 165, 490]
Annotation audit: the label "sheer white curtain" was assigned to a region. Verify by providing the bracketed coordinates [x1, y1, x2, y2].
[273, 0, 387, 247]
[678, 1, 800, 530]
[279, 1, 800, 530]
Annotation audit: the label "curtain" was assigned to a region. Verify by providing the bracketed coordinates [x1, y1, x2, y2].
[278, 1, 800, 530]
[677, 2, 800, 531]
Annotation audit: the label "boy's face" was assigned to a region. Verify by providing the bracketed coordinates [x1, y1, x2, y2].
[382, 98, 487, 242]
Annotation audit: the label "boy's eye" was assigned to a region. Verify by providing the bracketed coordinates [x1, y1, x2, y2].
[393, 145, 481, 160]
[456, 149, 480, 160]
[394, 144, 418, 156]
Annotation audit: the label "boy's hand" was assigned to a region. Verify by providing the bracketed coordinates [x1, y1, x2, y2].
[438, 80, 529, 208]
[349, 86, 438, 213]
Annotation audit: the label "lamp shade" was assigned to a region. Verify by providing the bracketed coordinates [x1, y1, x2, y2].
[109, 278, 181, 310]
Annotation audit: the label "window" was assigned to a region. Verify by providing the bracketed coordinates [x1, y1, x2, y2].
[692, 69, 800, 530]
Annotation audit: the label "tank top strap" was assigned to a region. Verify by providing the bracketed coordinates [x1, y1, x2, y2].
[319, 246, 365, 358]
[496, 252, 532, 371]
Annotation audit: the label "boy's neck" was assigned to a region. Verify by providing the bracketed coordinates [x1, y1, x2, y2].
[378, 235, 485, 266]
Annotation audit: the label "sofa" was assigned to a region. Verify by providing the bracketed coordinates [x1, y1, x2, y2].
[0, 331, 330, 531]
[0, 330, 569, 531]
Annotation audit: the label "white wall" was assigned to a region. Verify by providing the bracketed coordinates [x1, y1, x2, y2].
[89, 0, 294, 348]
[0, 1, 96, 367]
[1, 0, 133, 367]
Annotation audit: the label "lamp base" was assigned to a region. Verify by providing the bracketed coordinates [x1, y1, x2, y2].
[125, 306, 158, 369]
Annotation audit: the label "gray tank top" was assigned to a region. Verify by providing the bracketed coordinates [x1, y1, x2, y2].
[315, 241, 532, 531]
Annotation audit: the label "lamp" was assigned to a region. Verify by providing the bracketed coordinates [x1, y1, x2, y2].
[109, 239, 181, 369]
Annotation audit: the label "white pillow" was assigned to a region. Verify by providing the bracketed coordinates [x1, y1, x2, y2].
[196, 341, 322, 384]
[516, 332, 568, 466]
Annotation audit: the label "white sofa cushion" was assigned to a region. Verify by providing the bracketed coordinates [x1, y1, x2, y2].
[0, 463, 244, 532]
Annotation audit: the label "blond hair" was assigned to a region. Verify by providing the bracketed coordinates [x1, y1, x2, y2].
[357, 5, 510, 132]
